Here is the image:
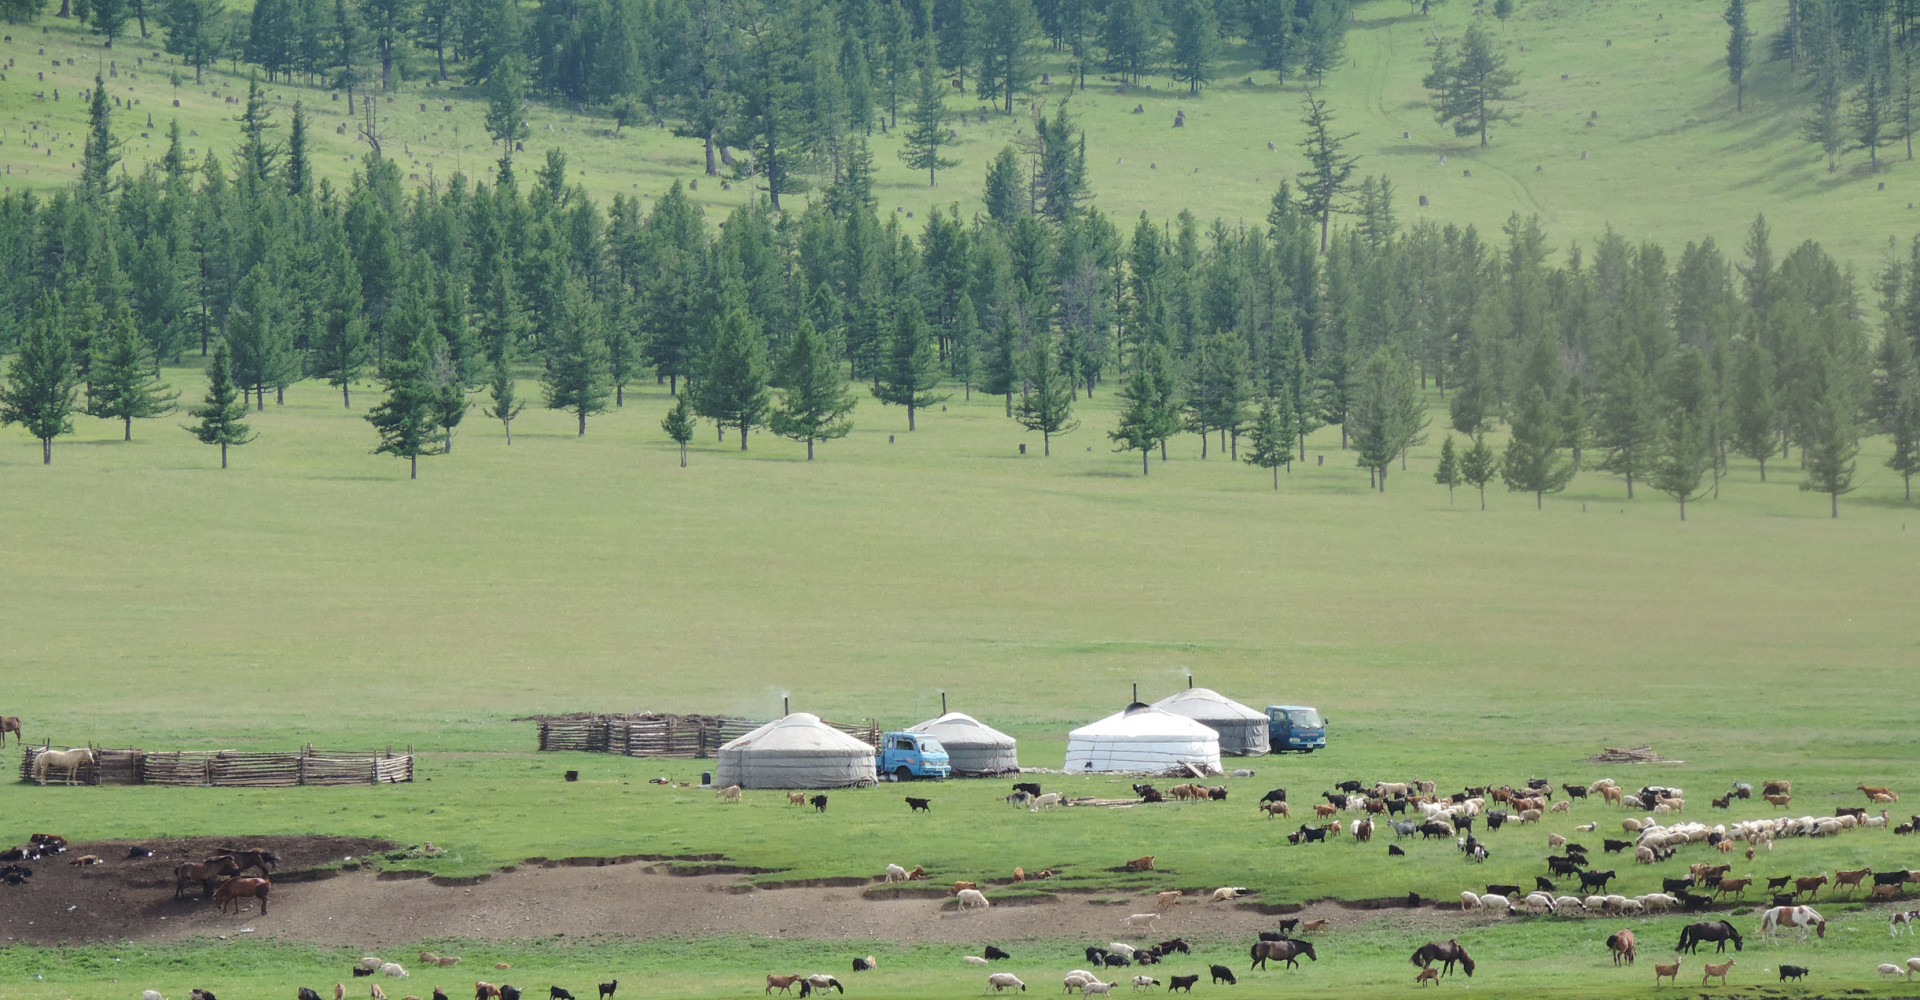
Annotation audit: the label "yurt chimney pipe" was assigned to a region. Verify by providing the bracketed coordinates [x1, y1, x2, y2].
[784, 696, 790, 717]
[941, 691, 947, 715]
[1188, 674, 1194, 689]
[1132, 682, 1138, 704]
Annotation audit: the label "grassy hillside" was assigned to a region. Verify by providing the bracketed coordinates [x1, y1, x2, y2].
[1, 2, 1914, 268]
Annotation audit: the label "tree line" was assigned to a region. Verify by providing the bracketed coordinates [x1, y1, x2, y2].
[2, 78, 1916, 516]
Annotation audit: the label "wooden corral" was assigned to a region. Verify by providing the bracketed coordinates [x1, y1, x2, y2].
[17, 743, 414, 787]
[528, 712, 883, 757]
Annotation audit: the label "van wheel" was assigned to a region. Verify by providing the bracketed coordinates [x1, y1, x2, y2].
[895, 766, 913, 782]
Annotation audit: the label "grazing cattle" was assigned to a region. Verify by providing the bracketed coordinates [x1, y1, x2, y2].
[1606, 930, 1636, 966]
[1759, 905, 1826, 942]
[1409, 941, 1474, 977]
[1208, 965, 1236, 985]
[765, 975, 801, 995]
[211, 877, 270, 914]
[810, 795, 828, 813]
[1778, 965, 1808, 982]
[1123, 856, 1154, 872]
[985, 946, 1011, 961]
[1677, 921, 1743, 954]
[987, 973, 1025, 993]
[1653, 961, 1681, 987]
[716, 785, 742, 802]
[1249, 938, 1315, 970]
[1701, 959, 1734, 985]
[1166, 975, 1198, 993]
[905, 797, 931, 812]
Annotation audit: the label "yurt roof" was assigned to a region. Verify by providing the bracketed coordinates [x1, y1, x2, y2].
[1068, 704, 1222, 740]
[718, 713, 876, 754]
[1151, 687, 1267, 722]
[905, 712, 1016, 746]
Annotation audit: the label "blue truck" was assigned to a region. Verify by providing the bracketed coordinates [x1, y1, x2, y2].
[1265, 705, 1327, 753]
[877, 732, 951, 780]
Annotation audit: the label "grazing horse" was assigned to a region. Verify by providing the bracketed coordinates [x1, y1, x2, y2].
[211, 876, 271, 914]
[175, 857, 243, 899]
[1409, 941, 1475, 977]
[1248, 939, 1315, 970]
[214, 848, 281, 876]
[31, 747, 94, 786]
[0, 716, 21, 745]
[1606, 929, 1636, 966]
[1759, 905, 1826, 943]
[1677, 921, 1743, 954]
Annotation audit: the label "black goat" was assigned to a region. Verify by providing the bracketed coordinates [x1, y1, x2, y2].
[597, 983, 616, 999]
[1534, 876, 1556, 893]
[1388, 844, 1406, 856]
[550, 988, 575, 1000]
[1335, 780, 1365, 794]
[1259, 788, 1287, 804]
[905, 797, 931, 812]
[810, 794, 828, 812]
[983, 946, 1011, 961]
[1577, 869, 1616, 892]
[1012, 782, 1042, 797]
[1602, 839, 1631, 854]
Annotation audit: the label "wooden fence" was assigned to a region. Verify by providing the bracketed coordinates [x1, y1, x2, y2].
[531, 713, 883, 757]
[17, 743, 414, 787]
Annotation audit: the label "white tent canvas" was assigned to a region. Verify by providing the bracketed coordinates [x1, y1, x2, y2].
[713, 713, 879, 789]
[906, 711, 1019, 775]
[1063, 705, 1222, 774]
[1152, 687, 1270, 756]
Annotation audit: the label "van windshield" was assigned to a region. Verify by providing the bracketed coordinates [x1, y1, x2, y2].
[1287, 709, 1324, 728]
[915, 737, 945, 753]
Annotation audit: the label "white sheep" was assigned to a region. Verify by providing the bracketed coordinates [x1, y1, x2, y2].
[1477, 893, 1510, 913]
[1120, 913, 1159, 930]
[359, 959, 385, 972]
[1554, 895, 1586, 913]
[1063, 974, 1094, 992]
[143, 991, 165, 1000]
[1879, 964, 1906, 978]
[1459, 891, 1479, 911]
[986, 972, 1025, 992]
[884, 864, 907, 883]
[380, 964, 408, 979]
[1130, 975, 1159, 991]
[1211, 886, 1247, 901]
[1106, 942, 1136, 959]
[1029, 793, 1062, 812]
[963, 956, 989, 966]
[1082, 982, 1113, 996]
[955, 888, 990, 910]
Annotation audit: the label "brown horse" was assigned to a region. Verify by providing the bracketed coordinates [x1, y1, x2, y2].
[0, 717, 20, 745]
[175, 857, 243, 899]
[214, 847, 280, 876]
[211, 876, 271, 914]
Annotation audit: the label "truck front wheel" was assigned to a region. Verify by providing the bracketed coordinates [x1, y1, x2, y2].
[896, 765, 913, 782]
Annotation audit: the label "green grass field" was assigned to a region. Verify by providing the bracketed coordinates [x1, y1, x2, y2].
[5, 1, 1920, 997]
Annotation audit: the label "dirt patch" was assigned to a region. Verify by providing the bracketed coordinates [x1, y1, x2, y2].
[0, 838, 1500, 950]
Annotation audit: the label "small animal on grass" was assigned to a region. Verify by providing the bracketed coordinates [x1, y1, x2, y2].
[786, 792, 805, 805]
[371, 985, 388, 1000]
[1012, 782, 1042, 797]
[1878, 963, 1907, 978]
[382, 964, 410, 979]
[851, 957, 875, 972]
[1388, 844, 1406, 856]
[189, 991, 217, 1000]
[1167, 975, 1198, 993]
[1409, 941, 1474, 978]
[811, 795, 828, 813]
[127, 846, 154, 858]
[1893, 910, 1920, 936]
[1606, 930, 1636, 966]
[950, 881, 978, 893]
[963, 956, 989, 966]
[984, 945, 1011, 961]
[716, 785, 742, 802]
[1654, 960, 1682, 986]
[905, 797, 930, 812]
[803, 975, 842, 994]
[1128, 975, 1157, 991]
[1414, 967, 1439, 986]
[354, 970, 376, 979]
[987, 972, 1026, 993]
[1211, 886, 1248, 901]
[300, 990, 324, 1000]
[434, 988, 450, 1000]
[474, 985, 501, 1000]
[336, 985, 347, 1000]
[1155, 939, 1190, 955]
[549, 989, 573, 1000]
[212, 876, 271, 914]
[1029, 793, 1062, 811]
[1123, 856, 1154, 871]
[1778, 965, 1809, 982]
[0, 716, 21, 745]
[1121, 913, 1159, 930]
[764, 975, 801, 995]
[596, 983, 616, 999]
[956, 888, 990, 910]
[1702, 959, 1734, 985]
[1208, 965, 1236, 985]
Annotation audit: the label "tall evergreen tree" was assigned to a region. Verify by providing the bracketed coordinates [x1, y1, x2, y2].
[482, 355, 523, 444]
[485, 56, 530, 188]
[1434, 433, 1461, 503]
[871, 298, 949, 430]
[983, 145, 1025, 222]
[1459, 428, 1496, 509]
[1728, 338, 1779, 480]
[974, 0, 1041, 113]
[1850, 72, 1893, 170]
[770, 318, 858, 459]
[82, 74, 122, 199]
[1296, 91, 1358, 254]
[1649, 407, 1712, 520]
[186, 341, 254, 467]
[0, 295, 79, 464]
[1109, 361, 1160, 474]
[1803, 12, 1844, 171]
[661, 388, 695, 467]
[1424, 24, 1520, 147]
[1243, 395, 1293, 488]
[86, 320, 176, 440]
[698, 305, 772, 449]
[285, 101, 311, 197]
[1013, 333, 1078, 454]
[1799, 374, 1859, 517]
[1500, 384, 1575, 507]
[1724, 0, 1751, 111]
[900, 58, 960, 185]
[365, 328, 435, 478]
[1593, 340, 1661, 499]
[1887, 384, 1920, 500]
[312, 241, 370, 407]
[1167, 0, 1217, 94]
[540, 280, 612, 436]
[159, 0, 225, 84]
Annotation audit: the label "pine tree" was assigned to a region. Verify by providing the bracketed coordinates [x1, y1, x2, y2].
[312, 242, 369, 407]
[0, 295, 80, 464]
[1434, 433, 1461, 504]
[1724, 0, 1750, 112]
[1296, 91, 1358, 253]
[1887, 386, 1920, 501]
[1167, 0, 1218, 95]
[1803, 15, 1844, 171]
[1649, 408, 1712, 520]
[900, 57, 959, 185]
[1424, 24, 1520, 147]
[82, 73, 122, 199]
[1300, 0, 1345, 85]
[285, 101, 311, 197]
[1799, 376, 1859, 518]
[159, 0, 225, 84]
[1187, 332, 1251, 458]
[974, 0, 1041, 113]
[872, 298, 949, 430]
[1492, 0, 1511, 19]
[365, 327, 435, 478]
[698, 306, 771, 450]
[1729, 339, 1778, 480]
[1243, 395, 1293, 489]
[983, 145, 1024, 222]
[1109, 362, 1159, 474]
[1500, 385, 1575, 508]
[430, 342, 468, 453]
[482, 356, 524, 444]
[86, 319, 176, 440]
[1850, 72, 1893, 171]
[1593, 341, 1660, 499]
[186, 341, 254, 467]
[661, 389, 695, 467]
[540, 280, 612, 436]
[1013, 333, 1078, 455]
[1246, 0, 1294, 83]
[486, 56, 530, 188]
[1460, 428, 1496, 509]
[770, 318, 858, 459]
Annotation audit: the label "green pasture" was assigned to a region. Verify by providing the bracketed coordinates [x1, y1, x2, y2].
[4, 1, 1920, 269]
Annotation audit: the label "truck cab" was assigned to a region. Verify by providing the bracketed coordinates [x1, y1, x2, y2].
[1265, 705, 1326, 753]
[878, 732, 951, 780]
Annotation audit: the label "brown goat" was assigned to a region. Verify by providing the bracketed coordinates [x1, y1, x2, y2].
[1834, 867, 1872, 892]
[1794, 874, 1828, 898]
[1124, 855, 1155, 872]
[1653, 961, 1681, 987]
[1702, 959, 1734, 985]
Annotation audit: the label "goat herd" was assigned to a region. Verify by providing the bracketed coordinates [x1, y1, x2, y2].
[833, 774, 1920, 994]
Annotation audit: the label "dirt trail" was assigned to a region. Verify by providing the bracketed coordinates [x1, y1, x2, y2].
[0, 838, 1476, 949]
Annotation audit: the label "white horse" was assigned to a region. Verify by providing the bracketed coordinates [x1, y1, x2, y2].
[1759, 904, 1826, 943]
[31, 747, 94, 785]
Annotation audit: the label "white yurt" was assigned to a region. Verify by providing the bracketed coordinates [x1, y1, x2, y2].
[905, 711, 1019, 775]
[1151, 687, 1270, 756]
[1063, 704, 1222, 774]
[713, 713, 879, 789]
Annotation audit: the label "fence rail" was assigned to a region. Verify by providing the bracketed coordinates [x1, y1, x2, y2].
[17, 743, 414, 787]
[531, 713, 883, 757]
